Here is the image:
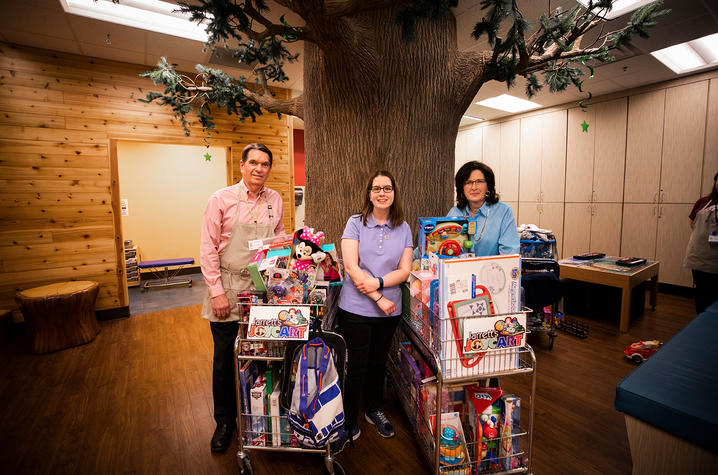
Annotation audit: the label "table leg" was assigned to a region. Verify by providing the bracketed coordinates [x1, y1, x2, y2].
[620, 285, 632, 333]
[649, 275, 658, 311]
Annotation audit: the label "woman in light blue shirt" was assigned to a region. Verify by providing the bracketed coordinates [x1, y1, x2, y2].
[447, 161, 520, 256]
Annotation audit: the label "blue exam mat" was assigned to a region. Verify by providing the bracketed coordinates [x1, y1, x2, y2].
[615, 300, 718, 454]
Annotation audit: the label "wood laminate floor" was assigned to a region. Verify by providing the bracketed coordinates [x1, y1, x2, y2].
[0, 291, 697, 474]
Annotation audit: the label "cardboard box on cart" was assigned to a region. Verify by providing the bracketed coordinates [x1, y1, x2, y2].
[437, 254, 525, 379]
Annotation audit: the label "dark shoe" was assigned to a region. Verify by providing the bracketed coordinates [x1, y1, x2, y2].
[330, 426, 361, 455]
[365, 410, 395, 438]
[210, 423, 234, 453]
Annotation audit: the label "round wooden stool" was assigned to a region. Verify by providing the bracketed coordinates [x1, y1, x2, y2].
[15, 281, 100, 354]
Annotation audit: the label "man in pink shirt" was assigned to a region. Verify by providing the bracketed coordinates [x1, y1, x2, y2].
[200, 143, 284, 452]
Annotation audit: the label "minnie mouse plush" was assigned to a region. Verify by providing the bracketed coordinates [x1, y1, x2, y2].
[291, 227, 326, 272]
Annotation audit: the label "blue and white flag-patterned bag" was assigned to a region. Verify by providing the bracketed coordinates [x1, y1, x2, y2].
[288, 337, 344, 447]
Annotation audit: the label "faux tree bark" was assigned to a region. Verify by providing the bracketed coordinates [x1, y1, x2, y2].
[16, 281, 100, 354]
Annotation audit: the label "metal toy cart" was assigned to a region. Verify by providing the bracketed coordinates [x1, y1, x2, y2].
[389, 288, 536, 474]
[521, 258, 562, 349]
[233, 289, 347, 475]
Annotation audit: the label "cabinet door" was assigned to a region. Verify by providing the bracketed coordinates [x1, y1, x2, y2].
[590, 203, 622, 256]
[593, 98, 627, 203]
[517, 201, 540, 227]
[499, 120, 520, 202]
[562, 203, 592, 258]
[621, 203, 658, 259]
[541, 110, 567, 202]
[661, 82, 708, 203]
[465, 126, 483, 164]
[703, 78, 718, 196]
[540, 202, 565, 259]
[519, 116, 542, 203]
[656, 203, 693, 286]
[565, 107, 595, 202]
[455, 129, 468, 171]
[482, 123, 501, 173]
[625, 90, 664, 203]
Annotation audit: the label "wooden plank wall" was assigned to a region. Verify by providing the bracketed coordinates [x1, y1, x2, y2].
[0, 42, 294, 312]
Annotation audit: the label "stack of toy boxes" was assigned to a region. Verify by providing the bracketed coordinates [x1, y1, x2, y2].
[408, 270, 440, 344]
[437, 254, 525, 379]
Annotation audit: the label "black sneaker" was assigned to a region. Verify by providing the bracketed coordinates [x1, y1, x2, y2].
[330, 426, 361, 455]
[365, 410, 395, 438]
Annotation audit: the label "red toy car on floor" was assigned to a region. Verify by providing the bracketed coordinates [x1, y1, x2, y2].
[624, 340, 663, 363]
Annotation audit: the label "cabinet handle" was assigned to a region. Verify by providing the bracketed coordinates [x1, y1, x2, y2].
[653, 193, 657, 204]
[658, 206, 662, 218]
[593, 191, 597, 202]
[652, 206, 656, 216]
[659, 192, 664, 203]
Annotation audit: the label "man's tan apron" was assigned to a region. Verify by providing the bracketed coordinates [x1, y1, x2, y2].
[200, 188, 275, 322]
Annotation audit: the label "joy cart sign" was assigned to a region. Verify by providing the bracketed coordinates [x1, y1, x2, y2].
[246, 305, 311, 340]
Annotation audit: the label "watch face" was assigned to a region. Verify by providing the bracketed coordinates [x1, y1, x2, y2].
[479, 262, 506, 294]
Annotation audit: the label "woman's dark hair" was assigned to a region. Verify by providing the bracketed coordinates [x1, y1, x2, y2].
[710, 172, 718, 205]
[360, 170, 405, 227]
[241, 142, 273, 167]
[455, 161, 499, 209]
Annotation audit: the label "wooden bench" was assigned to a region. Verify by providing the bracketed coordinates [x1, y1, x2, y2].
[15, 281, 100, 354]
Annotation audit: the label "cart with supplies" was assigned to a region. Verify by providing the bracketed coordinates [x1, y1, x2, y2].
[393, 255, 536, 474]
[233, 286, 347, 475]
[521, 258, 562, 349]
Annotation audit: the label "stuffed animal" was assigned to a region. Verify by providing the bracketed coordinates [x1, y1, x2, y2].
[291, 227, 326, 272]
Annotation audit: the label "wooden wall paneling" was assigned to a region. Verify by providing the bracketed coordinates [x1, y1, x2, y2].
[519, 116, 542, 203]
[661, 82, 708, 204]
[620, 203, 658, 259]
[624, 90, 665, 203]
[565, 107, 595, 202]
[590, 203, 623, 256]
[655, 203, 694, 286]
[593, 98, 627, 203]
[499, 120, 520, 202]
[703, 78, 718, 195]
[0, 42, 293, 311]
[540, 110, 567, 202]
[562, 203, 592, 258]
[108, 139, 127, 308]
[482, 123, 501, 172]
[540, 202, 565, 258]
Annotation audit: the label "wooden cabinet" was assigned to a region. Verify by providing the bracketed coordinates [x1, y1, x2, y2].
[702, 78, 718, 196]
[620, 203, 659, 259]
[498, 120, 520, 202]
[625, 90, 664, 203]
[563, 203, 622, 258]
[519, 111, 567, 203]
[566, 98, 627, 203]
[655, 204, 693, 287]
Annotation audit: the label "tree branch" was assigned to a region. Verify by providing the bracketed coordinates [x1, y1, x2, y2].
[242, 88, 304, 118]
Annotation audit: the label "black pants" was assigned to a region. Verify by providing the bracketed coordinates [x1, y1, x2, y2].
[210, 320, 240, 427]
[338, 308, 399, 430]
[692, 270, 718, 314]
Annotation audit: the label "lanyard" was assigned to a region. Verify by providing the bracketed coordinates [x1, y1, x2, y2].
[241, 190, 273, 225]
[471, 206, 490, 243]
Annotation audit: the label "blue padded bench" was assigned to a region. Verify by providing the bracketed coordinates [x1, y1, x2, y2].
[615, 299, 718, 473]
[138, 258, 194, 291]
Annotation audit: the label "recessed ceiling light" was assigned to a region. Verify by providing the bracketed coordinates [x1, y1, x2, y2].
[650, 33, 718, 74]
[576, 0, 654, 20]
[462, 115, 484, 122]
[59, 0, 210, 42]
[475, 94, 541, 113]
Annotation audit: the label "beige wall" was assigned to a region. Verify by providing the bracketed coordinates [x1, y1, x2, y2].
[118, 142, 228, 264]
[456, 69, 718, 287]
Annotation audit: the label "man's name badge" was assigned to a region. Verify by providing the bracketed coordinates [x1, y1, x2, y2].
[248, 239, 263, 250]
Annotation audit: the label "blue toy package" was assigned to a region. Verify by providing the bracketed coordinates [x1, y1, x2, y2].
[418, 217, 479, 259]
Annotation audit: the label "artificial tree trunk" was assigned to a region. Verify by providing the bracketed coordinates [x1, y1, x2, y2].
[302, 8, 469, 243]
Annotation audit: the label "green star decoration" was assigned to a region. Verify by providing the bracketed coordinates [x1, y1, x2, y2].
[204, 152, 212, 162]
[581, 120, 589, 133]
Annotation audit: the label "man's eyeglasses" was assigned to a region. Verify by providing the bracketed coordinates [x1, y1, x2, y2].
[370, 186, 394, 193]
[464, 179, 486, 188]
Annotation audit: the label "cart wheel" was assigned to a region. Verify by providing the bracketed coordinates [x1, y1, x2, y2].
[188, 282, 192, 288]
[631, 354, 643, 364]
[326, 460, 345, 475]
[239, 457, 253, 475]
[548, 334, 555, 350]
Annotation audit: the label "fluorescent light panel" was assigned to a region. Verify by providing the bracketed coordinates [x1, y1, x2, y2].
[576, 0, 654, 20]
[476, 94, 541, 113]
[59, 0, 210, 42]
[462, 115, 484, 121]
[650, 33, 718, 74]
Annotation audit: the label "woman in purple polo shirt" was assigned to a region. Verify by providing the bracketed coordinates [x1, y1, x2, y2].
[332, 170, 413, 454]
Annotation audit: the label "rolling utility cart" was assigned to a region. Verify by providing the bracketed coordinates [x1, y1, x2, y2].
[233, 292, 347, 475]
[390, 287, 536, 475]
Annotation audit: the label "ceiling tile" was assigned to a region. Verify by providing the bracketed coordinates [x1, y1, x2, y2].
[0, 29, 82, 55]
[68, 15, 146, 51]
[145, 30, 209, 62]
[79, 42, 145, 66]
[0, 2, 75, 39]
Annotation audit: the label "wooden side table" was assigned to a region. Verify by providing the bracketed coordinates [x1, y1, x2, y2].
[15, 281, 100, 354]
